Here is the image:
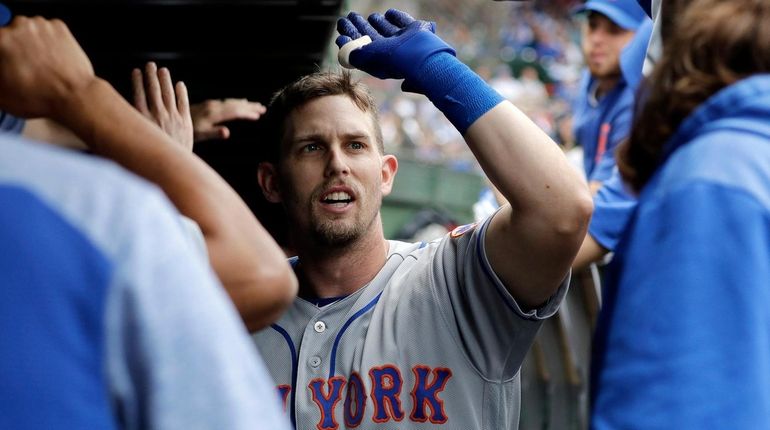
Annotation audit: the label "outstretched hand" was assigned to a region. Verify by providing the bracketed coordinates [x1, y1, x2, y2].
[0, 16, 96, 120]
[335, 9, 454, 82]
[132, 62, 193, 150]
[190, 98, 267, 142]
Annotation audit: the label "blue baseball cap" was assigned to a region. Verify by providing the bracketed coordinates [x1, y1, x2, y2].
[575, 0, 648, 30]
[0, 2, 11, 27]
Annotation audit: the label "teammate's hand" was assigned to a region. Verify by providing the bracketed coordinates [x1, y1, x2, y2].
[190, 98, 267, 142]
[0, 16, 96, 120]
[132, 62, 194, 151]
[335, 9, 455, 83]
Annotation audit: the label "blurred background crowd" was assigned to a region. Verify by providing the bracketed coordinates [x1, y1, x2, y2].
[337, 0, 584, 174]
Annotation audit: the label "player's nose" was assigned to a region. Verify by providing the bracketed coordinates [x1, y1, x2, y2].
[324, 146, 350, 178]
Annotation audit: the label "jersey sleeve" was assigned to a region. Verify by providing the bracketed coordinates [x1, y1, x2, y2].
[104, 188, 291, 430]
[591, 183, 770, 429]
[588, 169, 638, 251]
[428, 215, 569, 381]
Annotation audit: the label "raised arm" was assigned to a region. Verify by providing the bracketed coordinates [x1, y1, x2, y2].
[464, 104, 592, 307]
[337, 9, 592, 308]
[0, 16, 297, 330]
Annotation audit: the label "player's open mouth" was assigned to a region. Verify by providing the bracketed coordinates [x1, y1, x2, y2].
[321, 191, 354, 208]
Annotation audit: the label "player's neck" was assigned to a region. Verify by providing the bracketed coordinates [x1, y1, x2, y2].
[595, 76, 620, 99]
[293, 228, 390, 298]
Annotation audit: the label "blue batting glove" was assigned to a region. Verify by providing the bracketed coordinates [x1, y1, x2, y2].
[335, 9, 455, 82]
[336, 9, 504, 134]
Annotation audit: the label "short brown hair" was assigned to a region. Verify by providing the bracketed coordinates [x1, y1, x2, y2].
[262, 70, 384, 162]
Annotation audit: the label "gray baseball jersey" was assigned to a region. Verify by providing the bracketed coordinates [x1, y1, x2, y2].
[252, 216, 568, 429]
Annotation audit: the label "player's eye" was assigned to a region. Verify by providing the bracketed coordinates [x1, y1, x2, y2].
[302, 143, 321, 153]
[349, 141, 365, 150]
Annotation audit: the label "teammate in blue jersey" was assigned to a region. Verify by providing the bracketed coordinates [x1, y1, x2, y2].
[0, 14, 296, 331]
[572, 0, 649, 193]
[0, 137, 292, 430]
[251, 7, 592, 429]
[572, 16, 653, 269]
[591, 0, 770, 427]
[0, 16, 296, 429]
[472, 14, 653, 270]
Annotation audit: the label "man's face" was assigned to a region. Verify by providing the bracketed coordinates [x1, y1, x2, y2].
[261, 95, 397, 248]
[581, 12, 636, 80]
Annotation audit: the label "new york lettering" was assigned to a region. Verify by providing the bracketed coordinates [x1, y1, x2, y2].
[278, 364, 453, 429]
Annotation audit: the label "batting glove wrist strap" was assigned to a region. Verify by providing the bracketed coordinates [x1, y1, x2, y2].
[408, 52, 504, 134]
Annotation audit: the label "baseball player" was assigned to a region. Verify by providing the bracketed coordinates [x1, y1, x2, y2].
[572, 0, 649, 194]
[252, 8, 592, 429]
[572, 16, 653, 269]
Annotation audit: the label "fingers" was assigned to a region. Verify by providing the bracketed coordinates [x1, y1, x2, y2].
[196, 126, 230, 142]
[133, 62, 194, 150]
[347, 12, 380, 39]
[158, 66, 176, 112]
[384, 9, 416, 28]
[190, 98, 265, 143]
[175, 81, 189, 117]
[335, 34, 352, 49]
[139, 61, 187, 116]
[193, 98, 265, 123]
[368, 12, 400, 37]
[131, 68, 149, 115]
[218, 99, 265, 120]
[336, 17, 362, 41]
[144, 62, 164, 115]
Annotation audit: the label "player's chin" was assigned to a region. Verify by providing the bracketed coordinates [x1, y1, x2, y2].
[312, 221, 361, 247]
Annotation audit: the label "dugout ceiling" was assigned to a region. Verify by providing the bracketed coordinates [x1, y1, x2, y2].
[7, 0, 344, 238]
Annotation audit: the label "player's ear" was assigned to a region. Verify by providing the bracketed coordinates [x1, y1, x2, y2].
[257, 161, 283, 203]
[380, 154, 398, 196]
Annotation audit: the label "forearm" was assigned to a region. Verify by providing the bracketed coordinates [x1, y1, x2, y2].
[572, 234, 609, 271]
[407, 51, 589, 226]
[418, 58, 591, 304]
[55, 78, 297, 329]
[466, 104, 592, 306]
[23, 118, 87, 150]
[465, 103, 590, 229]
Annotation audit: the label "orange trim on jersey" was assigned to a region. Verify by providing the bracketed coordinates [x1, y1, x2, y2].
[595, 122, 612, 164]
[277, 384, 291, 412]
[450, 223, 477, 238]
[409, 365, 453, 424]
[308, 376, 346, 430]
[369, 364, 405, 423]
[344, 372, 367, 428]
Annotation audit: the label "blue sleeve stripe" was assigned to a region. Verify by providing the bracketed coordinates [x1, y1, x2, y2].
[329, 292, 383, 378]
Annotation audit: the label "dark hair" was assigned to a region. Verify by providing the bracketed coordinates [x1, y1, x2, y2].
[618, 0, 770, 191]
[261, 70, 384, 162]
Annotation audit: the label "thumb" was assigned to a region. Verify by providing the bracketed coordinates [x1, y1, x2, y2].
[194, 125, 230, 142]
